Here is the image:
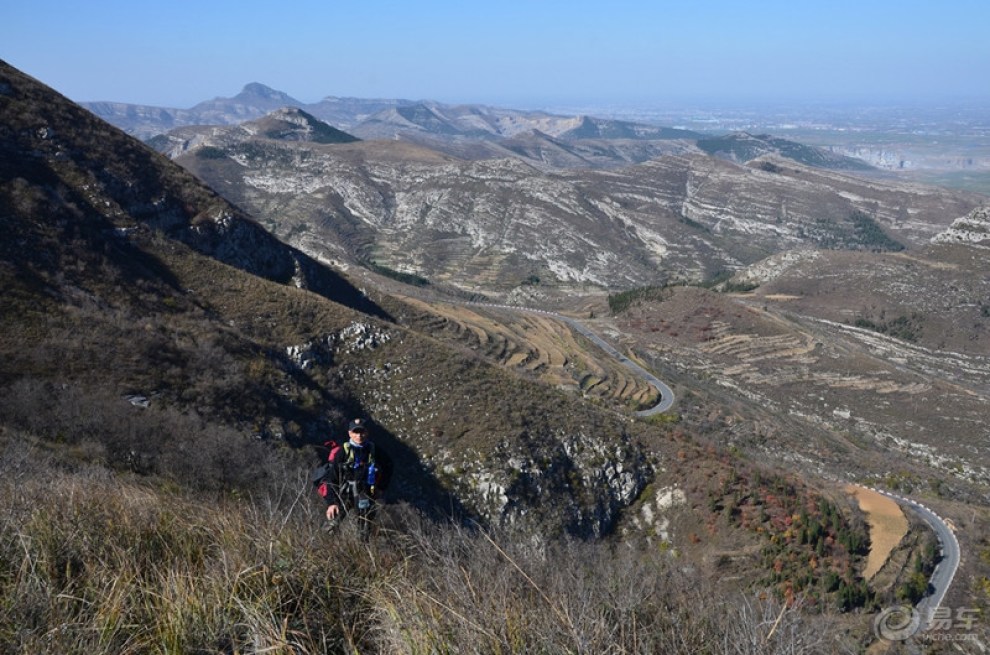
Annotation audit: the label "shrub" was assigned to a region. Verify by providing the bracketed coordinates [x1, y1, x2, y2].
[195, 146, 228, 160]
[608, 286, 669, 314]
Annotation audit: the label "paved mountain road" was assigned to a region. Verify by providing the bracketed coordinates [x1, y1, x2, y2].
[873, 489, 961, 629]
[554, 314, 675, 415]
[468, 302, 675, 415]
[462, 300, 957, 624]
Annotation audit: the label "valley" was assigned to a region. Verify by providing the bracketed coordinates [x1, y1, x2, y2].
[154, 83, 990, 650]
[3, 59, 990, 650]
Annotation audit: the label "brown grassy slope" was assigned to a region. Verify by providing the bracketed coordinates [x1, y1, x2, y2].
[0, 452, 869, 655]
[0, 59, 891, 618]
[605, 282, 990, 620]
[747, 246, 990, 356]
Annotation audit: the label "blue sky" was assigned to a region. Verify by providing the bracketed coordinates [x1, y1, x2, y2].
[2, 0, 988, 109]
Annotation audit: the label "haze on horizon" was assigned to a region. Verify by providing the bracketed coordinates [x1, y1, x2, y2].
[2, 0, 988, 112]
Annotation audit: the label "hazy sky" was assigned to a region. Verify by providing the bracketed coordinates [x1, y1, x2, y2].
[2, 0, 988, 109]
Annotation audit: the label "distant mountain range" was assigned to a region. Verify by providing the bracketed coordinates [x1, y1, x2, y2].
[84, 82, 876, 172]
[147, 105, 984, 297]
[0, 59, 656, 536]
[7, 60, 990, 641]
[82, 82, 390, 139]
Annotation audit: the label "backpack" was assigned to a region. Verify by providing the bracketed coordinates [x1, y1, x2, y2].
[312, 439, 385, 499]
[312, 439, 342, 500]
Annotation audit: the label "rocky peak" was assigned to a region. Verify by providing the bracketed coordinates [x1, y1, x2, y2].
[267, 106, 316, 124]
[932, 205, 990, 248]
[246, 107, 359, 144]
[237, 82, 298, 104]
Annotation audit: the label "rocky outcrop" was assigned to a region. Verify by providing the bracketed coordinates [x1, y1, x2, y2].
[932, 206, 990, 248]
[169, 123, 985, 297]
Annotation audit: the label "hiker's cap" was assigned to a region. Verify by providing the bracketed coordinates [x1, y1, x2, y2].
[348, 418, 368, 433]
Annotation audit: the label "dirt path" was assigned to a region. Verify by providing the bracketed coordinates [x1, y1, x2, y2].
[846, 485, 909, 580]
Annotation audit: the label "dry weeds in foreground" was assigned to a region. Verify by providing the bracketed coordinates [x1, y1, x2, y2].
[0, 440, 858, 654]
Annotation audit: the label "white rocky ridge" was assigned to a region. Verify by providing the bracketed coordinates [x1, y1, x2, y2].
[161, 107, 987, 297]
[932, 206, 990, 248]
[733, 249, 822, 286]
[227, 154, 977, 292]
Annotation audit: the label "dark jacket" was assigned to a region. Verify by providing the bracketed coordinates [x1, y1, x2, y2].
[312, 439, 392, 508]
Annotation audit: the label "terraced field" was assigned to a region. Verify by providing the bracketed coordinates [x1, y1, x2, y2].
[397, 295, 659, 411]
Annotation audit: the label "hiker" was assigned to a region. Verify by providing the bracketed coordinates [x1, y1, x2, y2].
[312, 417, 392, 531]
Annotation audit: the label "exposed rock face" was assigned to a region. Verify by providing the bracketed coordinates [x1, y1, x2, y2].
[245, 107, 359, 144]
[4, 59, 656, 539]
[318, 330, 655, 536]
[165, 119, 985, 297]
[932, 206, 990, 248]
[732, 249, 822, 287]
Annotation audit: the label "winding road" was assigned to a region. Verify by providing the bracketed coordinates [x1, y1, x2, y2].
[872, 488, 961, 630]
[468, 302, 675, 415]
[466, 300, 957, 627]
[555, 314, 675, 416]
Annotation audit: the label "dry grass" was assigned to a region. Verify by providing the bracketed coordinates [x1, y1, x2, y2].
[846, 486, 909, 580]
[0, 439, 856, 654]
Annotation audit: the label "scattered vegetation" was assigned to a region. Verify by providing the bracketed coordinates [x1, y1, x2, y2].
[700, 270, 734, 289]
[364, 260, 431, 287]
[195, 145, 228, 159]
[0, 441, 852, 654]
[797, 212, 905, 252]
[848, 210, 905, 251]
[678, 214, 710, 232]
[696, 133, 873, 171]
[700, 270, 759, 293]
[895, 541, 938, 604]
[608, 286, 670, 314]
[853, 312, 923, 343]
[608, 276, 757, 315]
[723, 279, 760, 293]
[521, 273, 541, 286]
[699, 458, 873, 611]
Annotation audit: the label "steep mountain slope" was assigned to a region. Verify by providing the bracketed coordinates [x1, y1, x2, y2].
[1, 59, 657, 536]
[3, 60, 961, 647]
